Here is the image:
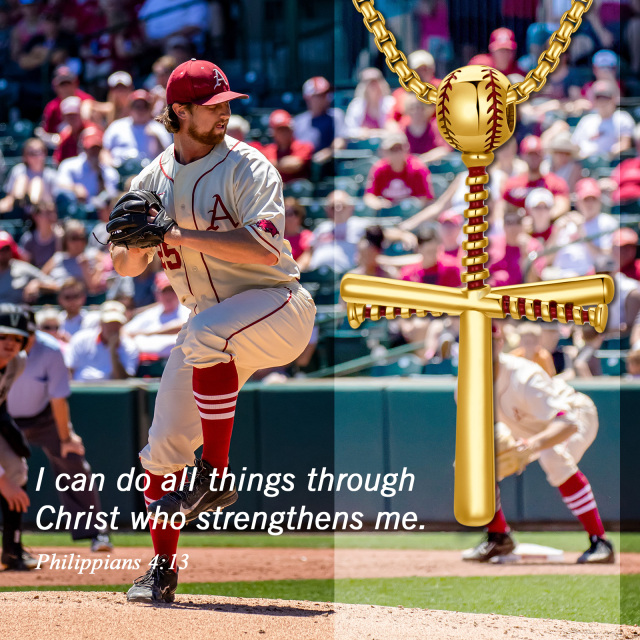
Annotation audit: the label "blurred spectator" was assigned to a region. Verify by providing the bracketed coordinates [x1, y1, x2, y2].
[56, 126, 119, 204]
[0, 231, 57, 303]
[571, 81, 634, 159]
[10, 0, 44, 62]
[613, 227, 640, 281]
[87, 192, 115, 250]
[364, 132, 434, 211]
[389, 50, 439, 124]
[574, 178, 618, 251]
[41, 65, 94, 135]
[65, 301, 139, 381]
[123, 272, 189, 358]
[416, 2, 450, 67]
[227, 115, 250, 142]
[610, 124, 640, 204]
[0, 138, 57, 214]
[626, 349, 640, 378]
[103, 90, 171, 165]
[525, 187, 556, 242]
[502, 1, 540, 58]
[571, 324, 605, 377]
[401, 93, 449, 161]
[308, 190, 368, 272]
[540, 131, 582, 191]
[399, 225, 460, 287]
[488, 136, 527, 206]
[41, 220, 104, 295]
[138, 0, 209, 49]
[53, 96, 91, 164]
[438, 209, 462, 259]
[261, 110, 314, 184]
[350, 226, 393, 278]
[293, 76, 346, 163]
[344, 67, 394, 137]
[510, 323, 557, 377]
[163, 34, 194, 65]
[283, 197, 312, 271]
[599, 256, 640, 339]
[57, 278, 99, 337]
[499, 135, 570, 219]
[489, 209, 545, 285]
[85, 71, 133, 130]
[469, 28, 525, 75]
[34, 306, 67, 347]
[581, 49, 622, 103]
[148, 55, 176, 117]
[18, 200, 63, 269]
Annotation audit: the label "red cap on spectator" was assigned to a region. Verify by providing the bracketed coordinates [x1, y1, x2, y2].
[302, 76, 331, 97]
[0, 231, 24, 260]
[438, 209, 463, 225]
[53, 65, 76, 85]
[520, 135, 543, 154]
[81, 126, 103, 149]
[166, 59, 248, 106]
[128, 89, 153, 105]
[489, 28, 517, 52]
[269, 109, 293, 129]
[154, 272, 172, 291]
[612, 227, 638, 247]
[576, 177, 602, 200]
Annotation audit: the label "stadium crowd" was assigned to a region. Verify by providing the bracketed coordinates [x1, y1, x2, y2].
[0, 0, 638, 382]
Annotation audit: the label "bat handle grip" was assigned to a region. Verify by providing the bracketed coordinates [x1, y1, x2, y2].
[454, 310, 496, 526]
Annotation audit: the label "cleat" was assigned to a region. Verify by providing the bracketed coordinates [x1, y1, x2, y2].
[126, 555, 178, 603]
[462, 532, 516, 562]
[90, 533, 114, 553]
[147, 459, 238, 524]
[577, 536, 615, 564]
[2, 544, 39, 571]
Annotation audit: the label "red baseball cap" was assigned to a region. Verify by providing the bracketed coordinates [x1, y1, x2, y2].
[154, 271, 172, 291]
[269, 109, 292, 129]
[128, 89, 153, 105]
[612, 227, 638, 247]
[438, 209, 463, 225]
[489, 28, 517, 52]
[302, 76, 331, 98]
[520, 135, 543, 154]
[575, 177, 602, 200]
[81, 126, 104, 149]
[166, 59, 248, 106]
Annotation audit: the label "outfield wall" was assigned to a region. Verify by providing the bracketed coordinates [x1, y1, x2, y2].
[25, 378, 632, 528]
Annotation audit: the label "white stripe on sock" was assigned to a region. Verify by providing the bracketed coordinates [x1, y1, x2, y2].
[572, 500, 597, 517]
[193, 390, 238, 401]
[562, 484, 592, 504]
[567, 492, 595, 510]
[198, 410, 236, 420]
[144, 496, 153, 505]
[194, 399, 237, 410]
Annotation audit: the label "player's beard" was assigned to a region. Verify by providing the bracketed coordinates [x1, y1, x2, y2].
[187, 122, 227, 146]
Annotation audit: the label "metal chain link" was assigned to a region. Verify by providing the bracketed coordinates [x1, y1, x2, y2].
[352, 0, 592, 105]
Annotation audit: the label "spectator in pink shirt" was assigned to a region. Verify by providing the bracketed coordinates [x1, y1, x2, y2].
[283, 198, 312, 272]
[400, 225, 460, 287]
[364, 132, 434, 211]
[401, 94, 450, 161]
[437, 209, 463, 260]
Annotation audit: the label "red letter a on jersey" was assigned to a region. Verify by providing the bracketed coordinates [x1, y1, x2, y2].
[207, 195, 239, 231]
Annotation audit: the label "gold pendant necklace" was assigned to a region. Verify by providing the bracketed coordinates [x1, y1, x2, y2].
[342, 0, 614, 527]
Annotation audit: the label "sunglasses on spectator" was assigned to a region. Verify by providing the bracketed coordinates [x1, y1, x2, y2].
[26, 149, 45, 156]
[388, 145, 404, 152]
[40, 324, 59, 331]
[67, 235, 86, 241]
[60, 292, 83, 299]
[0, 335, 22, 342]
[57, 80, 73, 86]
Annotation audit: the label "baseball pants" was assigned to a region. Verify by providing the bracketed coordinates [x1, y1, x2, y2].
[15, 405, 106, 540]
[140, 283, 316, 475]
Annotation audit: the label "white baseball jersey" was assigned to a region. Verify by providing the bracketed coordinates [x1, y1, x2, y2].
[131, 136, 300, 313]
[495, 353, 585, 438]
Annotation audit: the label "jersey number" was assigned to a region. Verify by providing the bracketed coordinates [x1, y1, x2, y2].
[158, 242, 182, 270]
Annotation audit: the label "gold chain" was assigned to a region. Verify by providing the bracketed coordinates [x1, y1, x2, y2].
[352, 0, 592, 105]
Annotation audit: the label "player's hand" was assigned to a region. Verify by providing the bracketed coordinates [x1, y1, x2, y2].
[0, 475, 30, 512]
[106, 332, 121, 350]
[61, 432, 85, 458]
[23, 279, 40, 303]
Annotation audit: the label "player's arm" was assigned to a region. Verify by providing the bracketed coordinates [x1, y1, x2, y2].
[164, 226, 277, 266]
[524, 417, 578, 455]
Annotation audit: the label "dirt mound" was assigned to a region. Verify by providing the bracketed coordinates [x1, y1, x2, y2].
[0, 592, 632, 640]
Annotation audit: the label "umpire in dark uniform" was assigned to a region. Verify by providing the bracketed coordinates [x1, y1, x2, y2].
[7, 324, 113, 552]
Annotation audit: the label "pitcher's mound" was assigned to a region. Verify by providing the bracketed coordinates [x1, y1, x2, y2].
[0, 592, 632, 640]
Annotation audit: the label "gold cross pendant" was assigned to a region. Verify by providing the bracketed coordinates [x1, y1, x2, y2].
[340, 65, 615, 527]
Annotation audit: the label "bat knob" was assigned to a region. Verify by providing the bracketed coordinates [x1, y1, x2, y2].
[591, 303, 608, 334]
[347, 303, 364, 329]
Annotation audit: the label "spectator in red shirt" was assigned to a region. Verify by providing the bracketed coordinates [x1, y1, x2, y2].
[261, 110, 315, 184]
[401, 93, 449, 161]
[390, 50, 440, 124]
[438, 209, 462, 260]
[613, 228, 640, 281]
[498, 135, 570, 220]
[53, 96, 90, 164]
[364, 132, 434, 211]
[283, 197, 312, 271]
[524, 187, 555, 243]
[400, 225, 460, 287]
[610, 124, 640, 203]
[489, 209, 545, 286]
[41, 66, 94, 135]
[501, 0, 539, 58]
[469, 28, 525, 76]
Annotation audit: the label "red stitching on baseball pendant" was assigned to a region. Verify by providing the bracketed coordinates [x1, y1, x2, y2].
[482, 68, 503, 152]
[437, 70, 460, 148]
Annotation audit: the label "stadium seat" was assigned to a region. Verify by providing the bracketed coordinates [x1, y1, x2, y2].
[581, 155, 610, 177]
[431, 173, 450, 199]
[333, 175, 363, 196]
[283, 179, 314, 198]
[428, 153, 465, 175]
[371, 355, 423, 377]
[299, 265, 342, 305]
[347, 137, 381, 152]
[321, 330, 371, 367]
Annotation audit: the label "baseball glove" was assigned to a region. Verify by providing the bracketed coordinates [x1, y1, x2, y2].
[106, 190, 175, 249]
[495, 423, 535, 481]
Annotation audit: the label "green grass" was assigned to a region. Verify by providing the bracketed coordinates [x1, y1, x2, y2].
[622, 575, 640, 625]
[22, 530, 628, 552]
[0, 576, 621, 624]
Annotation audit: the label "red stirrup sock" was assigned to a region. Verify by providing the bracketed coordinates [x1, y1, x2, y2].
[192, 360, 238, 475]
[144, 471, 181, 559]
[486, 506, 510, 534]
[558, 471, 605, 538]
